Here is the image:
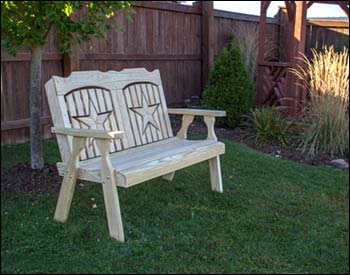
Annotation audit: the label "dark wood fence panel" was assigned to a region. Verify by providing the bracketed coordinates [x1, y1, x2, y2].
[306, 21, 349, 56]
[79, 4, 202, 106]
[214, 11, 280, 57]
[1, 59, 63, 145]
[1, 2, 348, 145]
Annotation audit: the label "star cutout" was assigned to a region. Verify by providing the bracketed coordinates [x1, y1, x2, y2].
[130, 92, 160, 134]
[72, 100, 112, 147]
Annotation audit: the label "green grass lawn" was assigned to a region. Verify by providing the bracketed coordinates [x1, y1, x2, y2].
[1, 138, 349, 274]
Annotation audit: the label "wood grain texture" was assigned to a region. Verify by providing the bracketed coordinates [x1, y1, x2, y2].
[56, 137, 225, 188]
[168, 108, 226, 117]
[47, 69, 173, 161]
[54, 137, 87, 222]
[96, 139, 125, 242]
[176, 115, 194, 139]
[162, 172, 175, 181]
[52, 127, 124, 139]
[209, 156, 223, 193]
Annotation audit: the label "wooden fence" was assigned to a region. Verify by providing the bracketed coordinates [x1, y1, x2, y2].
[1, 1, 348, 145]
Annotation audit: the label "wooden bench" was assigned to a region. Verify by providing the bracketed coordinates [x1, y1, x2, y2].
[45, 68, 226, 242]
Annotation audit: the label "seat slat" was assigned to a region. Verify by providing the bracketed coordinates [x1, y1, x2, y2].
[118, 141, 225, 187]
[57, 138, 225, 188]
[82, 138, 218, 171]
[78, 137, 176, 168]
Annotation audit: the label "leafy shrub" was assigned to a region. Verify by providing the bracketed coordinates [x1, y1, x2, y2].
[292, 46, 349, 156]
[243, 106, 294, 146]
[202, 41, 254, 127]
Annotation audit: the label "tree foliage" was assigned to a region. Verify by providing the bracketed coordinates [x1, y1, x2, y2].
[1, 1, 135, 169]
[1, 1, 135, 55]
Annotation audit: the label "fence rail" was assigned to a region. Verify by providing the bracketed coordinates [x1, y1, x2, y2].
[1, 1, 348, 145]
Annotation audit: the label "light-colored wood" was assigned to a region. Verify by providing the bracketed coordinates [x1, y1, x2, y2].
[65, 92, 88, 160]
[118, 141, 224, 187]
[171, 108, 223, 141]
[54, 138, 225, 188]
[45, 80, 71, 163]
[113, 91, 133, 148]
[129, 86, 146, 144]
[47, 69, 174, 162]
[204, 116, 217, 141]
[52, 69, 162, 96]
[163, 172, 175, 181]
[168, 108, 226, 117]
[209, 156, 223, 193]
[177, 115, 194, 139]
[142, 83, 158, 141]
[45, 68, 226, 242]
[52, 127, 124, 139]
[54, 137, 87, 222]
[57, 138, 225, 188]
[157, 85, 174, 138]
[96, 139, 125, 242]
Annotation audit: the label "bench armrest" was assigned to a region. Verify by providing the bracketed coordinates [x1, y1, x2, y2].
[168, 108, 226, 117]
[168, 109, 225, 141]
[52, 127, 124, 139]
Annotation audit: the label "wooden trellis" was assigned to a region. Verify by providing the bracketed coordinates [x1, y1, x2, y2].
[256, 1, 349, 115]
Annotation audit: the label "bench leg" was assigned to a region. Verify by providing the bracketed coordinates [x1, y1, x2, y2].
[97, 139, 125, 242]
[54, 168, 79, 223]
[101, 178, 125, 242]
[163, 172, 175, 181]
[54, 137, 87, 223]
[209, 156, 223, 193]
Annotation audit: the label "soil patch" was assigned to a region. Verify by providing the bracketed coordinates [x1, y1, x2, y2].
[170, 117, 347, 169]
[1, 163, 84, 196]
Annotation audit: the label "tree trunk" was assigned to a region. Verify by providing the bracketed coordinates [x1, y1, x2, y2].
[30, 45, 43, 169]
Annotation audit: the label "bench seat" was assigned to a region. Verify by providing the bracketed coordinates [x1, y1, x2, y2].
[57, 137, 225, 188]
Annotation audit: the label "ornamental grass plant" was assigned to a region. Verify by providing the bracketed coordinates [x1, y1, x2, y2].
[292, 46, 349, 156]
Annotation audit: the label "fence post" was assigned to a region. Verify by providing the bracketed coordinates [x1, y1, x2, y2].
[286, 1, 307, 115]
[63, 14, 80, 77]
[255, 1, 270, 106]
[63, 46, 80, 77]
[201, 1, 214, 93]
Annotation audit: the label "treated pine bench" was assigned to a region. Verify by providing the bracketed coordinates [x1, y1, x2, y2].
[45, 68, 226, 242]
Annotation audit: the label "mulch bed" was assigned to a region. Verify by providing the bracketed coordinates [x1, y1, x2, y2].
[179, 119, 342, 168]
[1, 163, 82, 196]
[1, 118, 347, 196]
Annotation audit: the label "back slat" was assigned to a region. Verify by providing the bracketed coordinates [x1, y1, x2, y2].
[65, 92, 88, 160]
[46, 69, 172, 161]
[80, 88, 97, 158]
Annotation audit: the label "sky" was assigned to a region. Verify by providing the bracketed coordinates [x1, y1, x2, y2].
[183, 1, 347, 18]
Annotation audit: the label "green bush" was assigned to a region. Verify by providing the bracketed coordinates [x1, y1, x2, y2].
[202, 41, 254, 127]
[243, 106, 294, 146]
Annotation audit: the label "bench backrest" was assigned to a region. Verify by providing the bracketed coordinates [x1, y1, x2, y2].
[45, 68, 173, 162]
